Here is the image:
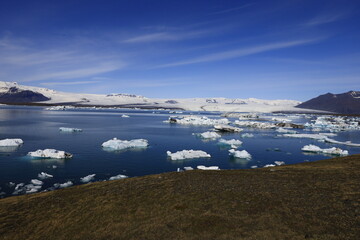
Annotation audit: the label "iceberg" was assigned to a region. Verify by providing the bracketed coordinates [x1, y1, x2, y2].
[167, 116, 230, 126]
[234, 120, 276, 129]
[59, 127, 82, 132]
[109, 174, 128, 180]
[241, 133, 254, 138]
[263, 164, 276, 168]
[218, 139, 243, 148]
[301, 144, 349, 156]
[80, 174, 96, 183]
[28, 149, 73, 159]
[197, 165, 220, 170]
[54, 181, 73, 189]
[166, 150, 211, 160]
[214, 124, 243, 132]
[121, 114, 130, 118]
[228, 149, 252, 159]
[197, 131, 221, 139]
[282, 134, 360, 147]
[30, 179, 43, 186]
[276, 128, 297, 134]
[102, 138, 149, 151]
[274, 161, 285, 166]
[0, 138, 23, 147]
[38, 172, 53, 179]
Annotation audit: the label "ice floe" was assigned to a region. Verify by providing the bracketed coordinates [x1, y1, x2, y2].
[0, 138, 23, 147]
[282, 133, 360, 147]
[263, 164, 276, 168]
[30, 179, 43, 185]
[276, 128, 297, 134]
[301, 144, 349, 156]
[59, 127, 82, 132]
[167, 116, 230, 126]
[121, 114, 130, 118]
[109, 174, 128, 180]
[80, 174, 96, 183]
[214, 124, 243, 132]
[218, 139, 243, 148]
[234, 120, 276, 129]
[304, 116, 360, 132]
[228, 149, 252, 159]
[102, 138, 149, 151]
[197, 165, 220, 170]
[197, 131, 221, 139]
[28, 149, 73, 159]
[241, 133, 254, 138]
[274, 161, 285, 166]
[38, 172, 53, 179]
[54, 181, 73, 189]
[13, 182, 42, 195]
[167, 150, 211, 160]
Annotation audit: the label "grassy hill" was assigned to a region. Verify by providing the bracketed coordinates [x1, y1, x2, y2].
[1, 155, 360, 240]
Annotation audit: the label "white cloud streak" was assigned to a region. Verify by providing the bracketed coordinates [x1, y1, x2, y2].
[156, 38, 322, 68]
[40, 80, 101, 86]
[123, 30, 208, 43]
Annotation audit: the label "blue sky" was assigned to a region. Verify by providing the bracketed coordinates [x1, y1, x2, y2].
[0, 0, 359, 100]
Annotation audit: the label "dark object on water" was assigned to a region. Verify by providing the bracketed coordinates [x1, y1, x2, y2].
[276, 123, 304, 129]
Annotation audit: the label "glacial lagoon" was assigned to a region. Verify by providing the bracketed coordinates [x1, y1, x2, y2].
[1, 105, 360, 198]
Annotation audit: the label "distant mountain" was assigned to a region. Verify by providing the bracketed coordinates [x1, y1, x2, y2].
[0, 86, 50, 103]
[296, 91, 360, 114]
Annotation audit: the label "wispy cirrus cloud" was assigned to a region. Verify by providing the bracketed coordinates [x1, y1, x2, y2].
[122, 30, 208, 43]
[155, 38, 323, 68]
[40, 80, 101, 86]
[210, 3, 255, 15]
[303, 13, 346, 26]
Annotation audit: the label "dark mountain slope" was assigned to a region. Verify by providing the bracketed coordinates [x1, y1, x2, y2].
[296, 91, 360, 114]
[0, 87, 50, 103]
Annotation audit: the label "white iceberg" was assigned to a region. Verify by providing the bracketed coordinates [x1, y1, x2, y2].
[197, 165, 220, 170]
[30, 179, 43, 186]
[197, 131, 221, 139]
[218, 139, 243, 148]
[0, 138, 23, 147]
[38, 172, 53, 179]
[183, 166, 194, 171]
[274, 161, 285, 166]
[59, 127, 82, 132]
[214, 124, 243, 132]
[167, 116, 230, 126]
[234, 120, 276, 129]
[80, 174, 96, 183]
[102, 138, 149, 151]
[109, 174, 128, 180]
[54, 181, 73, 189]
[121, 114, 130, 118]
[167, 150, 211, 160]
[28, 149, 73, 159]
[282, 134, 360, 147]
[241, 133, 254, 138]
[263, 164, 276, 168]
[301, 144, 349, 156]
[276, 128, 297, 134]
[228, 149, 252, 159]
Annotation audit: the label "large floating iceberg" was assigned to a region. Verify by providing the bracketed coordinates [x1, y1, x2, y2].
[229, 149, 252, 159]
[167, 150, 211, 160]
[301, 144, 349, 156]
[167, 116, 230, 126]
[218, 139, 243, 148]
[214, 124, 243, 132]
[59, 127, 82, 132]
[102, 138, 149, 151]
[28, 149, 73, 159]
[0, 138, 23, 147]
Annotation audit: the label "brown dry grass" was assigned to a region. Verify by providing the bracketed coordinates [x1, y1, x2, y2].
[1, 155, 360, 240]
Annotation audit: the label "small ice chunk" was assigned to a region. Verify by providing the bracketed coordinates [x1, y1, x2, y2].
[59, 127, 82, 132]
[167, 116, 229, 126]
[184, 166, 194, 171]
[214, 125, 243, 132]
[121, 114, 130, 118]
[218, 139, 243, 148]
[54, 181, 73, 189]
[109, 174, 128, 180]
[241, 133, 254, 138]
[52, 165, 58, 169]
[198, 131, 221, 139]
[30, 179, 43, 186]
[228, 149, 252, 159]
[276, 128, 297, 134]
[0, 138, 23, 147]
[274, 161, 285, 166]
[197, 165, 220, 170]
[80, 174, 96, 183]
[8, 182, 15, 187]
[301, 144, 349, 156]
[102, 138, 148, 151]
[250, 165, 258, 168]
[166, 150, 211, 160]
[263, 164, 276, 168]
[38, 172, 53, 179]
[28, 149, 73, 159]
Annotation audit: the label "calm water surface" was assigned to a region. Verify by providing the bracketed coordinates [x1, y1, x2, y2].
[1, 106, 359, 197]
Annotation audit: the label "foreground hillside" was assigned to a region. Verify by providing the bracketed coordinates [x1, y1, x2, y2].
[1, 155, 359, 240]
